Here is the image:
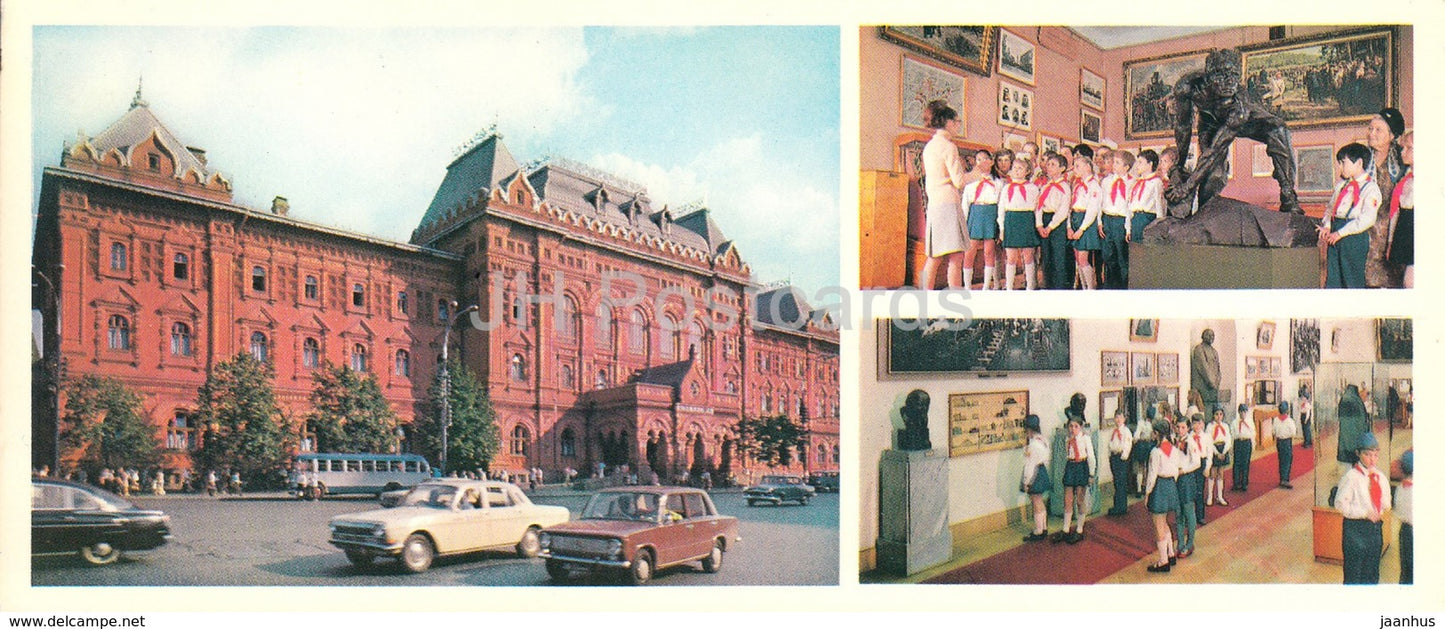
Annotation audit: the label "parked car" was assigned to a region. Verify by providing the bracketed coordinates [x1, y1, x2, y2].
[31, 476, 172, 565]
[328, 479, 569, 573]
[539, 486, 740, 585]
[807, 471, 840, 493]
[744, 475, 815, 506]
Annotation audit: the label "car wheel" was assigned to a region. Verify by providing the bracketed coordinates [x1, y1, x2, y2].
[382, 482, 401, 493]
[627, 549, 654, 586]
[799, 496, 810, 505]
[399, 533, 435, 573]
[516, 526, 542, 558]
[316, 483, 327, 498]
[746, 499, 757, 507]
[344, 550, 374, 568]
[545, 558, 571, 582]
[701, 540, 724, 573]
[80, 542, 122, 566]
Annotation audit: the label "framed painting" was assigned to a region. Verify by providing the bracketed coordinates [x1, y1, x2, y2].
[1100, 390, 1122, 425]
[1257, 320, 1276, 350]
[1102, 350, 1129, 387]
[1245, 356, 1260, 380]
[1291, 318, 1320, 374]
[1241, 27, 1394, 128]
[1080, 67, 1105, 111]
[1131, 351, 1156, 386]
[1038, 133, 1061, 156]
[947, 390, 1029, 457]
[1252, 143, 1274, 177]
[885, 318, 1071, 374]
[879, 26, 998, 77]
[1003, 131, 1029, 153]
[1376, 318, 1412, 362]
[901, 55, 966, 130]
[1124, 50, 1207, 139]
[1270, 357, 1283, 379]
[1080, 109, 1102, 144]
[1252, 380, 1280, 406]
[998, 82, 1033, 130]
[1294, 144, 1337, 194]
[997, 28, 1036, 85]
[1129, 318, 1159, 342]
[1156, 352, 1179, 385]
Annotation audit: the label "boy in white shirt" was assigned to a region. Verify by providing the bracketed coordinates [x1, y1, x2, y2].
[1272, 401, 1298, 488]
[1106, 411, 1133, 516]
[1334, 432, 1389, 583]
[1231, 403, 1256, 492]
[1099, 151, 1135, 289]
[1320, 143, 1382, 288]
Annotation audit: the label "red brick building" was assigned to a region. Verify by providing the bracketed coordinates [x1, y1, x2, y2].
[33, 93, 838, 483]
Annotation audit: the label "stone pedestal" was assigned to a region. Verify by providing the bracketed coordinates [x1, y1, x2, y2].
[876, 449, 952, 576]
[1132, 196, 1321, 289]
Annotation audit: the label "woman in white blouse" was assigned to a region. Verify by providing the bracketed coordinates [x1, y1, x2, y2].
[918, 100, 968, 290]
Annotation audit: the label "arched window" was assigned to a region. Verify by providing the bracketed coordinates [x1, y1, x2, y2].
[352, 283, 365, 307]
[170, 322, 192, 357]
[110, 243, 128, 271]
[396, 290, 408, 314]
[172, 253, 189, 280]
[303, 338, 321, 369]
[560, 297, 579, 342]
[661, 315, 679, 360]
[561, 363, 575, 390]
[511, 425, 530, 456]
[251, 266, 267, 292]
[762, 392, 773, 414]
[560, 427, 577, 457]
[687, 322, 705, 360]
[394, 349, 411, 377]
[304, 275, 319, 300]
[510, 354, 527, 382]
[725, 379, 737, 394]
[833, 445, 840, 463]
[350, 344, 368, 372]
[595, 368, 609, 390]
[107, 315, 131, 350]
[596, 304, 613, 349]
[817, 446, 826, 463]
[249, 332, 269, 362]
[437, 300, 450, 323]
[629, 310, 647, 353]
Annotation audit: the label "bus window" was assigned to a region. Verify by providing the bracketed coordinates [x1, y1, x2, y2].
[346, 460, 359, 472]
[362, 460, 374, 473]
[404, 460, 416, 473]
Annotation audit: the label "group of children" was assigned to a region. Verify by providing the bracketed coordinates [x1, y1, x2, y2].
[1322, 130, 1414, 288]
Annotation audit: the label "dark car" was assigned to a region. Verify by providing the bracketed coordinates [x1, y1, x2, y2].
[538, 486, 740, 585]
[807, 471, 840, 493]
[31, 476, 172, 565]
[744, 475, 815, 506]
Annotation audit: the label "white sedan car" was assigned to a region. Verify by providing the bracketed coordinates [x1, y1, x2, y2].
[329, 479, 569, 573]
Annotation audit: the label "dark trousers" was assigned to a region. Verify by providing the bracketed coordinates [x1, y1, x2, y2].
[1193, 467, 1206, 522]
[1301, 416, 1313, 447]
[1232, 440, 1253, 490]
[1325, 230, 1368, 288]
[1342, 517, 1384, 584]
[1277, 437, 1293, 483]
[1040, 214, 1073, 289]
[1400, 522, 1413, 584]
[1101, 215, 1129, 289]
[1109, 453, 1129, 513]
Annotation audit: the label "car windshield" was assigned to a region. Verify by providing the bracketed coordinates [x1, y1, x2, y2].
[398, 484, 458, 508]
[761, 476, 797, 485]
[581, 492, 662, 522]
[80, 483, 133, 510]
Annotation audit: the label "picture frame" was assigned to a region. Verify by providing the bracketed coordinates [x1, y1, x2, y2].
[1080, 67, 1105, 111]
[1130, 351, 1156, 386]
[1080, 109, 1102, 144]
[1101, 350, 1129, 387]
[1376, 318, 1412, 362]
[1257, 320, 1276, 350]
[1291, 318, 1320, 374]
[1252, 379, 1279, 406]
[1245, 356, 1260, 380]
[1037, 133, 1061, 156]
[1099, 390, 1122, 425]
[1156, 353, 1179, 385]
[997, 28, 1036, 85]
[1240, 26, 1395, 129]
[1129, 318, 1159, 342]
[947, 390, 1030, 457]
[1252, 142, 1274, 177]
[1003, 131, 1029, 153]
[879, 26, 998, 77]
[901, 54, 967, 131]
[1294, 144, 1337, 194]
[1124, 50, 1208, 139]
[998, 82, 1033, 130]
[885, 318, 1071, 374]
[1270, 357, 1283, 379]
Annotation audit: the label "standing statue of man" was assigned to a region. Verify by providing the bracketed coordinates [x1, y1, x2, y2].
[1190, 329, 1222, 409]
[1166, 48, 1303, 216]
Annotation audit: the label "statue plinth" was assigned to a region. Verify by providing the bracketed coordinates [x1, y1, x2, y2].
[876, 449, 952, 576]
[1131, 196, 1321, 289]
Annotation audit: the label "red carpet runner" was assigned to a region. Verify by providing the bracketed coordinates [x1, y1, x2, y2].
[923, 443, 1317, 584]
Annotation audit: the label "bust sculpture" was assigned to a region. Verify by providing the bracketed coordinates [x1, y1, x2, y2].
[897, 389, 933, 451]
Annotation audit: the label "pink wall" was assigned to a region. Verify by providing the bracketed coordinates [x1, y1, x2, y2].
[862, 25, 1414, 209]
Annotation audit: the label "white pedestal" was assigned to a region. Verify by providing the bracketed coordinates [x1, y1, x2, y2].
[876, 449, 953, 576]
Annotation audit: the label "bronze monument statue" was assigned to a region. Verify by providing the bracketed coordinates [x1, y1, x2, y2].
[897, 389, 933, 451]
[1190, 329, 1222, 409]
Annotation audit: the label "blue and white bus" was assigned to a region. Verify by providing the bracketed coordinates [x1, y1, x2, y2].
[288, 453, 432, 498]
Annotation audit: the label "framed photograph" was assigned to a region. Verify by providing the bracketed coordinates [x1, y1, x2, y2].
[1003, 131, 1028, 153]
[901, 55, 966, 130]
[1080, 67, 1105, 111]
[885, 318, 1071, 374]
[879, 26, 998, 77]
[1252, 380, 1279, 406]
[1376, 318, 1413, 362]
[1037, 133, 1061, 156]
[1270, 357, 1283, 379]
[1080, 109, 1102, 144]
[997, 28, 1036, 85]
[1245, 356, 1260, 380]
[1130, 351, 1156, 386]
[1241, 27, 1394, 129]
[947, 390, 1029, 457]
[1251, 143, 1274, 177]
[1124, 50, 1208, 139]
[1129, 318, 1159, 342]
[1156, 353, 1179, 385]
[1291, 318, 1320, 374]
[1257, 320, 1276, 350]
[998, 82, 1033, 130]
[1100, 390, 1122, 425]
[1101, 350, 1129, 387]
[1294, 144, 1337, 194]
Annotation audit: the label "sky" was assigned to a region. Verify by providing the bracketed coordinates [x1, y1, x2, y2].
[30, 26, 840, 294]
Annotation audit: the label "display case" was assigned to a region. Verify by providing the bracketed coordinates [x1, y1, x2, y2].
[1310, 361, 1410, 563]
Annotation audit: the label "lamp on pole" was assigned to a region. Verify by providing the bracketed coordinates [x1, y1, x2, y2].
[33, 264, 63, 474]
[439, 301, 478, 477]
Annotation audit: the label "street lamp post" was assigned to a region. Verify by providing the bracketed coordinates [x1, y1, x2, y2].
[33, 264, 63, 474]
[439, 301, 478, 477]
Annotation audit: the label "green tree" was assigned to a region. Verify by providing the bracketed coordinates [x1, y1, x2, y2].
[60, 375, 160, 473]
[734, 413, 806, 469]
[305, 363, 400, 454]
[413, 360, 500, 475]
[194, 354, 294, 489]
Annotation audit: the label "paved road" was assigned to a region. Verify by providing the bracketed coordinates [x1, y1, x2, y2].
[30, 490, 838, 587]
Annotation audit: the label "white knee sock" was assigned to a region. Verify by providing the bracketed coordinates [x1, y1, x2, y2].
[1062, 510, 1072, 533]
[1205, 479, 1214, 505]
[982, 266, 995, 290]
[1024, 263, 1036, 290]
[1080, 265, 1097, 289]
[963, 268, 974, 289]
[1004, 263, 1016, 290]
[1076, 508, 1087, 533]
